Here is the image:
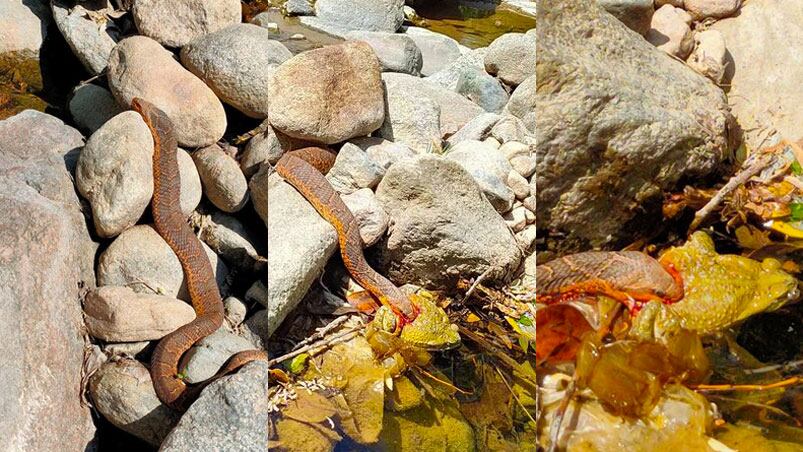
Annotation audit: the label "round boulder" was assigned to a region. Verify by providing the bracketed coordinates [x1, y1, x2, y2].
[132, 0, 241, 48]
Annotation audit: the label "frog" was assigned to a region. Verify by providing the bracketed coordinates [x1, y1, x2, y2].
[371, 290, 461, 351]
[632, 231, 799, 336]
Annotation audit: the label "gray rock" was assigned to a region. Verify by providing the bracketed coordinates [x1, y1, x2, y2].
[427, 47, 487, 91]
[0, 110, 97, 451]
[68, 84, 124, 133]
[240, 124, 314, 177]
[490, 114, 533, 144]
[597, 0, 654, 36]
[382, 72, 485, 137]
[0, 0, 50, 54]
[456, 69, 509, 113]
[181, 24, 292, 118]
[90, 359, 179, 446]
[107, 35, 227, 148]
[132, 0, 241, 48]
[51, 0, 117, 74]
[83, 286, 196, 342]
[160, 361, 270, 451]
[403, 26, 463, 76]
[378, 82, 441, 152]
[268, 41, 385, 144]
[374, 155, 522, 287]
[315, 0, 404, 33]
[193, 144, 250, 212]
[284, 0, 315, 16]
[245, 279, 268, 307]
[446, 113, 502, 147]
[241, 310, 269, 348]
[183, 328, 257, 383]
[326, 142, 386, 194]
[537, 0, 733, 249]
[484, 32, 536, 87]
[97, 224, 230, 302]
[446, 139, 515, 213]
[345, 30, 423, 75]
[349, 136, 417, 169]
[224, 296, 248, 327]
[342, 188, 390, 246]
[297, 15, 351, 39]
[193, 210, 264, 273]
[505, 75, 535, 132]
[646, 4, 693, 59]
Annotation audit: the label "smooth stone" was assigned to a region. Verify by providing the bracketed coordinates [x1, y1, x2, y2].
[597, 0, 654, 36]
[446, 139, 515, 213]
[484, 31, 536, 87]
[326, 142, 386, 194]
[490, 114, 533, 144]
[685, 0, 741, 20]
[342, 188, 390, 247]
[183, 328, 257, 384]
[315, 0, 404, 33]
[180, 24, 292, 118]
[500, 141, 535, 178]
[374, 155, 522, 287]
[508, 170, 531, 200]
[97, 224, 229, 302]
[0, 0, 50, 54]
[192, 144, 249, 213]
[248, 164, 272, 226]
[268, 41, 385, 144]
[446, 113, 502, 147]
[687, 29, 727, 83]
[51, 0, 117, 74]
[403, 26, 462, 76]
[426, 47, 487, 91]
[348, 137, 417, 170]
[102, 341, 151, 358]
[90, 359, 179, 445]
[224, 296, 247, 327]
[284, 0, 315, 16]
[107, 35, 227, 148]
[193, 210, 264, 273]
[523, 194, 536, 213]
[455, 69, 509, 113]
[68, 84, 124, 133]
[83, 286, 196, 342]
[177, 149, 203, 215]
[505, 75, 535, 133]
[132, 0, 241, 48]
[345, 30, 423, 75]
[240, 124, 314, 177]
[378, 84, 441, 152]
[646, 4, 694, 59]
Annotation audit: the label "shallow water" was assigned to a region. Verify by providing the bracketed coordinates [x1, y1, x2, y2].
[412, 0, 535, 48]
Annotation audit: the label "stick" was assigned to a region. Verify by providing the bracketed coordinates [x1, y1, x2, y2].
[267, 324, 363, 366]
[460, 266, 495, 304]
[547, 379, 576, 452]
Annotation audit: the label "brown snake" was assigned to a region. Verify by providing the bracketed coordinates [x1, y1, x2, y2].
[133, 98, 266, 410]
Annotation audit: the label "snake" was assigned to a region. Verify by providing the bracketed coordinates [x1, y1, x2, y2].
[274, 147, 419, 326]
[132, 98, 267, 411]
[536, 251, 684, 313]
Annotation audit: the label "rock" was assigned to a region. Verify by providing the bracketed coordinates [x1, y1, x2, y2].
[326, 142, 386, 194]
[97, 224, 229, 302]
[268, 41, 385, 144]
[374, 155, 522, 287]
[132, 0, 241, 48]
[427, 47, 487, 91]
[0, 110, 96, 451]
[246, 279, 268, 307]
[183, 328, 257, 383]
[83, 286, 196, 342]
[446, 113, 502, 147]
[382, 72, 485, 137]
[711, 0, 802, 148]
[646, 4, 694, 59]
[68, 84, 124, 133]
[224, 296, 247, 327]
[342, 188, 390, 246]
[500, 141, 536, 178]
[241, 309, 269, 348]
[177, 149, 203, 214]
[193, 144, 250, 213]
[484, 136, 501, 148]
[194, 210, 264, 272]
[596, 0, 654, 35]
[484, 32, 536, 87]
[0, 0, 50, 54]
[345, 30, 423, 75]
[523, 194, 536, 213]
[181, 24, 292, 118]
[261, 173, 338, 336]
[103, 341, 151, 358]
[490, 114, 533, 144]
[516, 225, 537, 250]
[240, 124, 313, 177]
[655, 0, 683, 6]
[284, 0, 315, 16]
[504, 205, 528, 232]
[684, 0, 741, 20]
[455, 69, 509, 113]
[378, 83, 441, 152]
[403, 27, 463, 76]
[446, 139, 515, 213]
[505, 75, 535, 133]
[315, 0, 404, 33]
[537, 0, 733, 249]
[296, 15, 351, 39]
[107, 36, 227, 148]
[89, 359, 179, 446]
[51, 0, 117, 75]
[686, 29, 726, 83]
[248, 165, 272, 225]
[508, 170, 531, 199]
[160, 361, 270, 451]
[348, 137, 417, 170]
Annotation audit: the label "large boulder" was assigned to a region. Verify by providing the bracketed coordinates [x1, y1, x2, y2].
[132, 0, 241, 48]
[536, 0, 734, 250]
[0, 111, 97, 450]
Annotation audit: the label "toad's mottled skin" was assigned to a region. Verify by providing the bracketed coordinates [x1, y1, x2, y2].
[634, 231, 799, 335]
[372, 292, 460, 350]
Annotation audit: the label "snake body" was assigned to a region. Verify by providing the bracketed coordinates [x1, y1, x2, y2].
[275, 148, 418, 323]
[133, 98, 266, 410]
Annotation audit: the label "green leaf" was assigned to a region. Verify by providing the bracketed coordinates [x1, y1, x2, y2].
[518, 314, 533, 327]
[285, 353, 310, 374]
[791, 161, 803, 175]
[790, 203, 803, 221]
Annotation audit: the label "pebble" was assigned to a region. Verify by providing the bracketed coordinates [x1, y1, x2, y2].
[268, 41, 385, 144]
[224, 296, 248, 327]
[596, 0, 654, 36]
[83, 286, 196, 342]
[51, 0, 117, 75]
[182, 328, 257, 384]
[687, 29, 727, 83]
[180, 24, 292, 118]
[68, 84, 124, 134]
[684, 0, 741, 20]
[192, 144, 250, 213]
[500, 141, 535, 177]
[504, 205, 528, 232]
[378, 85, 442, 152]
[290, 33, 305, 40]
[484, 32, 537, 87]
[525, 208, 535, 224]
[107, 36, 227, 148]
[515, 225, 537, 250]
[284, 0, 315, 16]
[455, 69, 509, 113]
[348, 137, 417, 169]
[507, 170, 531, 200]
[446, 139, 515, 213]
[193, 210, 264, 273]
[446, 113, 502, 147]
[504, 75, 535, 133]
[345, 30, 423, 75]
[646, 4, 694, 59]
[315, 0, 404, 33]
[523, 194, 536, 213]
[342, 188, 390, 246]
[326, 142, 386, 194]
[404, 27, 463, 76]
[132, 0, 241, 48]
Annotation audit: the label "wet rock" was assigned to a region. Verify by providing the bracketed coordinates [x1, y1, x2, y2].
[505, 75, 535, 132]
[446, 139, 515, 213]
[484, 31, 536, 87]
[378, 83, 441, 152]
[181, 24, 292, 118]
[132, 0, 241, 48]
[183, 328, 257, 383]
[382, 72, 485, 137]
[345, 30, 423, 75]
[268, 41, 385, 144]
[97, 224, 229, 302]
[284, 0, 315, 16]
[326, 142, 386, 194]
[89, 359, 179, 446]
[0, 0, 50, 54]
[646, 4, 694, 59]
[348, 136, 417, 170]
[537, 0, 732, 249]
[193, 144, 249, 213]
[490, 114, 533, 144]
[403, 26, 463, 76]
[194, 210, 264, 272]
[456, 70, 509, 113]
[68, 84, 123, 133]
[51, 0, 117, 74]
[0, 110, 96, 450]
[597, 0, 654, 36]
[508, 170, 531, 200]
[84, 286, 195, 342]
[687, 29, 726, 83]
[685, 0, 741, 20]
[342, 188, 390, 246]
[375, 155, 521, 287]
[446, 113, 502, 147]
[315, 0, 404, 33]
[240, 124, 313, 177]
[107, 35, 227, 148]
[224, 296, 247, 327]
[427, 47, 487, 91]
